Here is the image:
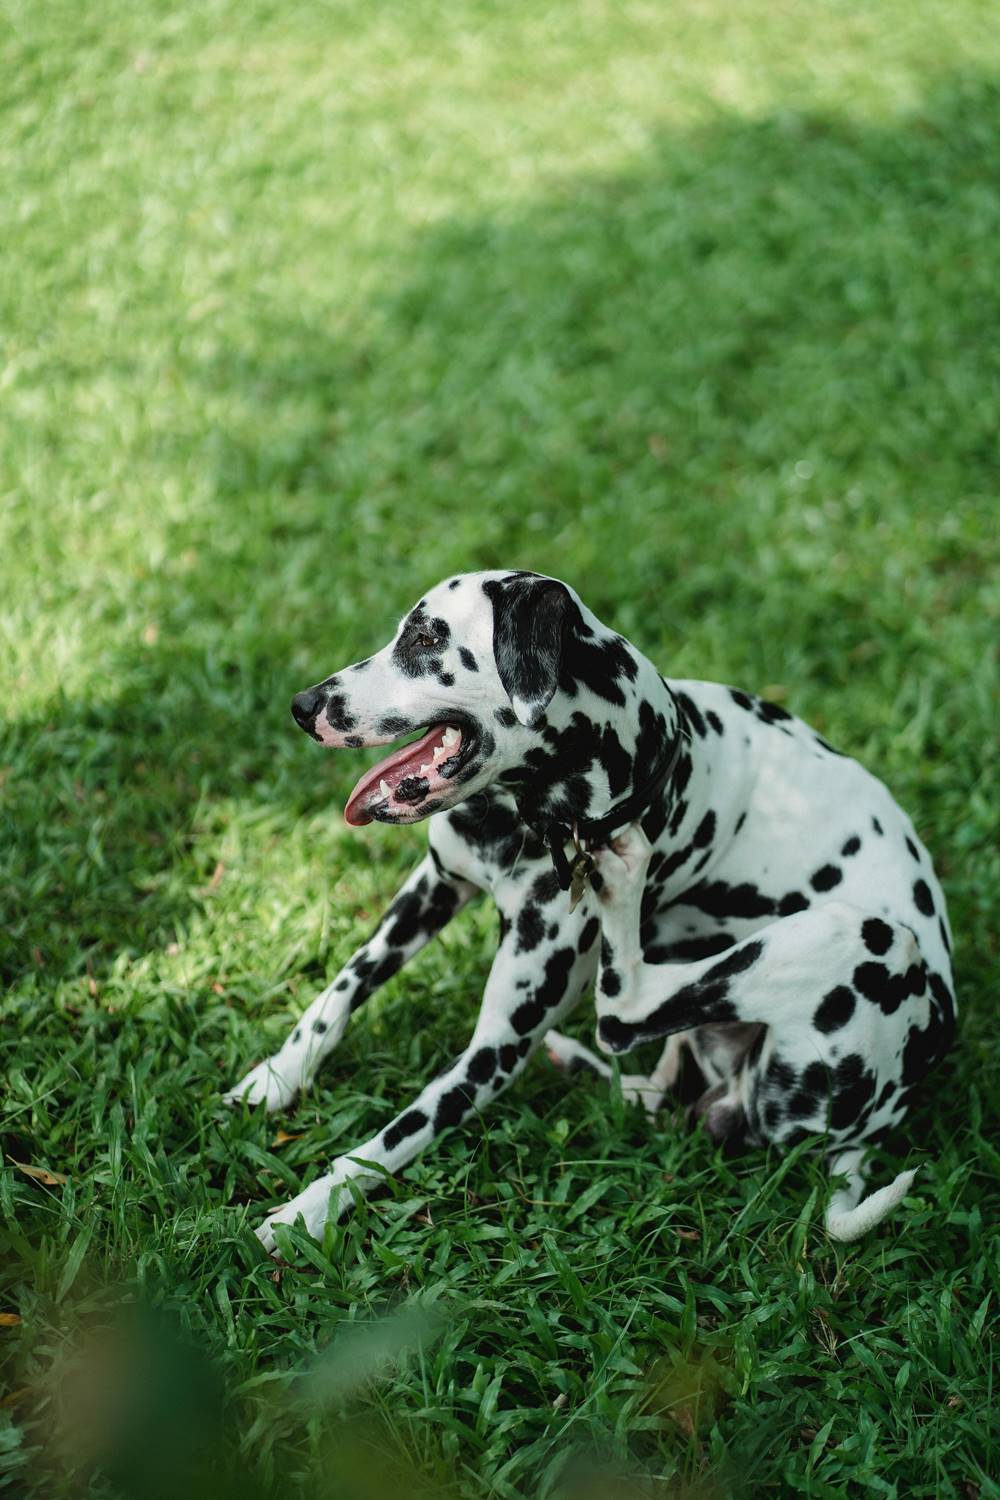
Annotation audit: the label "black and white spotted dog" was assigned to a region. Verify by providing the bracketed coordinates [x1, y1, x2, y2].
[225, 570, 955, 1248]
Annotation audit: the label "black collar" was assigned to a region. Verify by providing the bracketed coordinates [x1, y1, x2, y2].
[540, 730, 684, 891]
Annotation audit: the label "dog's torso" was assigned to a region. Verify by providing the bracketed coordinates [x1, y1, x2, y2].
[431, 676, 954, 1149]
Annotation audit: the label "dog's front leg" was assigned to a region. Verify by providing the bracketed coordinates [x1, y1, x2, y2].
[254, 892, 598, 1251]
[224, 853, 477, 1112]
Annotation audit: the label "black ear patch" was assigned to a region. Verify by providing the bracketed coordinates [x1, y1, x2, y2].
[483, 574, 571, 727]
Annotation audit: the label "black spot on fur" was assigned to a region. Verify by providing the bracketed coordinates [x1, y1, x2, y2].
[386, 886, 441, 947]
[830, 1054, 877, 1130]
[810, 864, 842, 892]
[853, 959, 925, 1015]
[676, 692, 706, 739]
[450, 793, 545, 867]
[777, 891, 809, 916]
[436, 1083, 475, 1130]
[596, 1015, 631, 1051]
[325, 695, 357, 732]
[862, 917, 894, 955]
[531, 868, 562, 904]
[872, 816, 884, 836]
[766, 1056, 796, 1092]
[913, 879, 935, 917]
[597, 725, 633, 799]
[677, 880, 775, 920]
[559, 614, 637, 708]
[578, 916, 599, 954]
[729, 689, 753, 711]
[655, 933, 736, 962]
[709, 941, 765, 982]
[757, 699, 792, 724]
[382, 1109, 428, 1151]
[693, 811, 716, 848]
[511, 946, 576, 1035]
[841, 835, 861, 857]
[494, 706, 518, 727]
[601, 967, 621, 997]
[516, 904, 545, 954]
[706, 711, 724, 735]
[312, 1018, 327, 1034]
[458, 647, 478, 672]
[439, 672, 455, 687]
[901, 974, 955, 1085]
[376, 714, 412, 735]
[814, 985, 855, 1033]
[467, 1046, 497, 1084]
[344, 734, 364, 748]
[349, 949, 405, 1010]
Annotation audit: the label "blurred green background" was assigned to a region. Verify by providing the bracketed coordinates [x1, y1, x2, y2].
[1, 2, 998, 1496]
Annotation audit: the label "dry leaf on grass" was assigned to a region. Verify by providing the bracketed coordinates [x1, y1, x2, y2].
[0, 1313, 23, 1327]
[8, 1159, 67, 1186]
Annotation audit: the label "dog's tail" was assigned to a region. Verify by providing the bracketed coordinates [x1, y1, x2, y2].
[825, 1149, 918, 1242]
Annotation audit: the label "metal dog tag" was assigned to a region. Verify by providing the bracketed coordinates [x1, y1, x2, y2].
[567, 849, 595, 913]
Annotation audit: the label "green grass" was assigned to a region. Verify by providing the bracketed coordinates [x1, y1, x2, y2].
[2, 0, 999, 1494]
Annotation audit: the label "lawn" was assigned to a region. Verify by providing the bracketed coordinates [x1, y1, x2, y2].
[1, 0, 998, 1494]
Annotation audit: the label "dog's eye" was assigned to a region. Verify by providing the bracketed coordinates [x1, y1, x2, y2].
[416, 633, 439, 649]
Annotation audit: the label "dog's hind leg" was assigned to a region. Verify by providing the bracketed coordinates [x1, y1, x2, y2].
[543, 1030, 685, 1115]
[223, 853, 477, 1112]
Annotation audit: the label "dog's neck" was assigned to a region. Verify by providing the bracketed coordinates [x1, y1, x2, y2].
[502, 614, 688, 839]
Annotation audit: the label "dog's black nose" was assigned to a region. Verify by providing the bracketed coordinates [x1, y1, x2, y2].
[291, 687, 324, 729]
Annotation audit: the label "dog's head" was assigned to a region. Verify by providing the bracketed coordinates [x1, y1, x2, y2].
[292, 569, 664, 827]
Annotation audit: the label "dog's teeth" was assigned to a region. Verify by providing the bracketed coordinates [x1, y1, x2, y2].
[432, 744, 446, 762]
[419, 762, 434, 775]
[442, 726, 460, 748]
[379, 778, 392, 799]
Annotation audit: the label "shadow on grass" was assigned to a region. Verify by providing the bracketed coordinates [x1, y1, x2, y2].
[2, 71, 997, 994]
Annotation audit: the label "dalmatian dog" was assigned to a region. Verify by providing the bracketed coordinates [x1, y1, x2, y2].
[224, 570, 955, 1249]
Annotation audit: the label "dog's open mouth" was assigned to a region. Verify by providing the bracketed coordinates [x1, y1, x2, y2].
[344, 722, 470, 826]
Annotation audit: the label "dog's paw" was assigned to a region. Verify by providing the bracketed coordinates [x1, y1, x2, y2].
[255, 1176, 343, 1254]
[619, 1075, 666, 1116]
[592, 822, 652, 886]
[544, 1029, 600, 1075]
[254, 1159, 378, 1254]
[222, 1058, 299, 1114]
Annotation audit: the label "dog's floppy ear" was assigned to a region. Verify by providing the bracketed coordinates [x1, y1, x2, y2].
[484, 573, 571, 728]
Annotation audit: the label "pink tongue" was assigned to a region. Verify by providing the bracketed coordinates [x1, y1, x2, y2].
[344, 725, 455, 826]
